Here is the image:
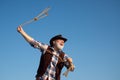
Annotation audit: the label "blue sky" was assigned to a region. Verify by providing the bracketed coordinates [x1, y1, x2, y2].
[0, 0, 120, 80]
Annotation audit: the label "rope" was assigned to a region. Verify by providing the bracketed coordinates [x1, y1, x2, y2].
[20, 7, 50, 27]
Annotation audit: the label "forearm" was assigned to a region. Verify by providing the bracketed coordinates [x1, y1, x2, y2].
[67, 58, 75, 71]
[20, 31, 33, 43]
[17, 26, 34, 43]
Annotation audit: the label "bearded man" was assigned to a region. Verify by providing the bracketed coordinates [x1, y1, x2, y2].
[17, 26, 74, 80]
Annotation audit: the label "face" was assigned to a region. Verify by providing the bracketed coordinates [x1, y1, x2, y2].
[53, 39, 65, 50]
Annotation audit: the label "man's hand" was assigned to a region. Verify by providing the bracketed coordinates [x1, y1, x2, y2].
[17, 26, 24, 33]
[67, 58, 75, 71]
[69, 63, 75, 71]
[63, 59, 75, 77]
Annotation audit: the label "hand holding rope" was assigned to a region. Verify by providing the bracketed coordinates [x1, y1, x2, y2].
[63, 60, 75, 77]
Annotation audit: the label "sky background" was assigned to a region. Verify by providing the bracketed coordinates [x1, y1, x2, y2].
[0, 0, 120, 80]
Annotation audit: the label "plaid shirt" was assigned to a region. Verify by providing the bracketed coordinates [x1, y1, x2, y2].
[30, 39, 69, 80]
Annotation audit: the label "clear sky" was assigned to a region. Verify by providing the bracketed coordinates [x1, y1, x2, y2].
[0, 0, 120, 80]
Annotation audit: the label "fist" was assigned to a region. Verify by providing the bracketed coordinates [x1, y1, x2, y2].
[69, 63, 75, 71]
[17, 26, 23, 33]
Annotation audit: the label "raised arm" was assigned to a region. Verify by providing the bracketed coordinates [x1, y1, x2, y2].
[17, 26, 48, 50]
[17, 26, 33, 43]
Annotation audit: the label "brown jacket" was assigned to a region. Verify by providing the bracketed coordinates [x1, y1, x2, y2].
[36, 46, 65, 80]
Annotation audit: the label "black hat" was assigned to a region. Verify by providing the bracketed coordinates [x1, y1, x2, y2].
[50, 34, 67, 46]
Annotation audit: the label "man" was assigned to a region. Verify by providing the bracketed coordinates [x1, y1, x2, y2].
[17, 26, 74, 80]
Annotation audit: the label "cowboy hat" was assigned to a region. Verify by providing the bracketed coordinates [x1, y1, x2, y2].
[50, 34, 67, 46]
